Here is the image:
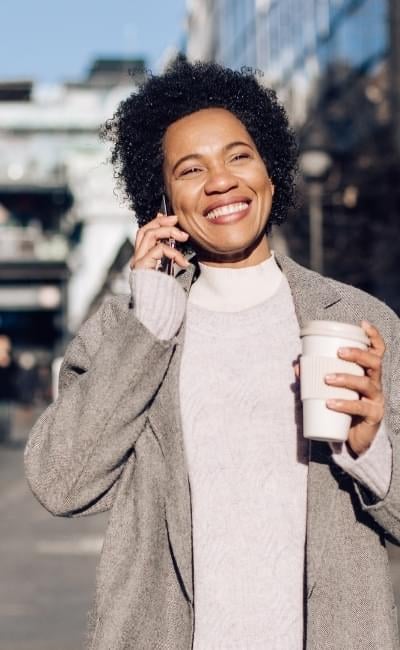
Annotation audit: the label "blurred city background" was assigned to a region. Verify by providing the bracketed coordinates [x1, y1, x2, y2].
[0, 0, 399, 648]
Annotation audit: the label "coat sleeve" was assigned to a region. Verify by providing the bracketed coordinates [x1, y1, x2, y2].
[354, 312, 400, 543]
[24, 298, 176, 517]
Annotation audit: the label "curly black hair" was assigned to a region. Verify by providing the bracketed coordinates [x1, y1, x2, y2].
[102, 59, 298, 234]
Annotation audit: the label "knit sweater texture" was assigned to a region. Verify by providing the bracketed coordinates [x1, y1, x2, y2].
[182, 270, 307, 648]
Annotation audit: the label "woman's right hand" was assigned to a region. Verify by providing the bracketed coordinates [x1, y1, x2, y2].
[130, 213, 190, 271]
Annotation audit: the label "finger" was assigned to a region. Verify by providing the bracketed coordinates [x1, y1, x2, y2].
[325, 373, 381, 399]
[139, 226, 188, 251]
[337, 347, 382, 375]
[135, 214, 178, 249]
[144, 213, 178, 230]
[132, 242, 169, 270]
[158, 246, 190, 269]
[135, 227, 188, 267]
[326, 397, 384, 425]
[361, 320, 386, 358]
[135, 242, 189, 270]
[136, 214, 178, 249]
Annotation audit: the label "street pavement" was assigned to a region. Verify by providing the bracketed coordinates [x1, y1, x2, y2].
[1, 405, 400, 649]
[0, 406, 107, 650]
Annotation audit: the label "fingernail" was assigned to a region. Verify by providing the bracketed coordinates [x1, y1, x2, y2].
[327, 399, 339, 407]
[325, 374, 336, 382]
[338, 347, 350, 356]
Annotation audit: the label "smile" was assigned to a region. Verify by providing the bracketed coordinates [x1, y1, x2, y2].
[205, 201, 250, 220]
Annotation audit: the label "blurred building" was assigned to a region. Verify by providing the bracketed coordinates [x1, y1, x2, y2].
[0, 59, 142, 399]
[186, 0, 256, 67]
[186, 0, 218, 61]
[186, 0, 400, 313]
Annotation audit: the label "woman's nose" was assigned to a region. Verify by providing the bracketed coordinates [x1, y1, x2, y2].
[204, 166, 239, 194]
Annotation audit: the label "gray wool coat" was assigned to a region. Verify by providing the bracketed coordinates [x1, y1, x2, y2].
[25, 254, 400, 649]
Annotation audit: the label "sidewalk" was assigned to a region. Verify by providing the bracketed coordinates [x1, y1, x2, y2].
[0, 405, 108, 650]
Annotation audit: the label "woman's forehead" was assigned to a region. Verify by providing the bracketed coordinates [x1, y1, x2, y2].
[163, 108, 254, 159]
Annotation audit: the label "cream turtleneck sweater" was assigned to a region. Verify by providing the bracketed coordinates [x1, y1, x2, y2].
[188, 252, 282, 311]
[182, 256, 307, 648]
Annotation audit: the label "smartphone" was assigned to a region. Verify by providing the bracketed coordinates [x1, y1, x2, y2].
[158, 194, 176, 276]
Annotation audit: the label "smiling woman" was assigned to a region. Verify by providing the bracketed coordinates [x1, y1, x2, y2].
[162, 107, 275, 266]
[101, 59, 297, 239]
[25, 58, 400, 650]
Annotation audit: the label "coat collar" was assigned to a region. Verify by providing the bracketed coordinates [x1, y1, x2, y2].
[175, 252, 342, 317]
[153, 253, 343, 603]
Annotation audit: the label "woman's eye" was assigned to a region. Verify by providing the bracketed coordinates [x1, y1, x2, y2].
[180, 166, 202, 176]
[231, 153, 250, 162]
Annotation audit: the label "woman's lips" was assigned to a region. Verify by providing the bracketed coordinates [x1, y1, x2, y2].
[204, 201, 251, 225]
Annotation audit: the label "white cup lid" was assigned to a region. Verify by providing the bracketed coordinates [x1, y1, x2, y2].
[300, 320, 369, 345]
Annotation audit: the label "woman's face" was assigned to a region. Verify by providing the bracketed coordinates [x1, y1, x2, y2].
[162, 107, 275, 267]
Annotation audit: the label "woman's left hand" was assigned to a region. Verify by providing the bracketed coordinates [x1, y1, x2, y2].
[325, 321, 386, 457]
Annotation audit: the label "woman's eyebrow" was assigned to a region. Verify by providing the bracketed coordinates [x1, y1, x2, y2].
[172, 153, 201, 174]
[224, 141, 253, 152]
[172, 141, 253, 174]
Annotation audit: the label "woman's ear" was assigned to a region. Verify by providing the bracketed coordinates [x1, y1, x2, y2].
[269, 178, 275, 196]
[265, 171, 275, 196]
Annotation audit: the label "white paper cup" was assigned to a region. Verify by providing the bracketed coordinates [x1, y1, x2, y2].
[300, 320, 369, 442]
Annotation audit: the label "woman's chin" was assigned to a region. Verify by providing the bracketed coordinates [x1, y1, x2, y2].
[193, 235, 267, 265]
[193, 246, 249, 264]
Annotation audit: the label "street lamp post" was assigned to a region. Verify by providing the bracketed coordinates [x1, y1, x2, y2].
[299, 150, 333, 275]
[308, 181, 324, 274]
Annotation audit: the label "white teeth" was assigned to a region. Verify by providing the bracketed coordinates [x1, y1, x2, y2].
[205, 202, 249, 220]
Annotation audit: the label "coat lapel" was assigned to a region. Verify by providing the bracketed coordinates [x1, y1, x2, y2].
[275, 254, 343, 597]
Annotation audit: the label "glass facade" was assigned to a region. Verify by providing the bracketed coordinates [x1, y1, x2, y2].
[215, 0, 257, 69]
[213, 0, 389, 92]
[318, 0, 388, 72]
[256, 0, 389, 84]
[198, 0, 400, 312]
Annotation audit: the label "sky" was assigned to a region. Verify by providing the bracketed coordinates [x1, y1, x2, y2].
[0, 0, 187, 84]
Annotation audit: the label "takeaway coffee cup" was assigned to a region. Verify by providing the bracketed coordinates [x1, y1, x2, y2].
[300, 320, 370, 442]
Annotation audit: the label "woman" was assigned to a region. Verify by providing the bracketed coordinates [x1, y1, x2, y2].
[25, 60, 400, 649]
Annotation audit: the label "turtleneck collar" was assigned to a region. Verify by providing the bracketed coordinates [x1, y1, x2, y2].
[188, 251, 283, 312]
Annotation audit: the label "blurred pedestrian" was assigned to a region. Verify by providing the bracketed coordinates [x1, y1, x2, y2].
[0, 334, 17, 444]
[17, 351, 38, 406]
[25, 60, 400, 649]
